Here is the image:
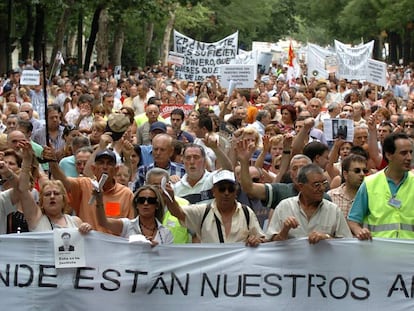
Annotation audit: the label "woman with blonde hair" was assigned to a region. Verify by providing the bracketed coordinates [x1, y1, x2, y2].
[17, 140, 91, 232]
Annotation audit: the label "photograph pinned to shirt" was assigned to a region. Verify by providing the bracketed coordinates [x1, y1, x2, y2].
[323, 118, 354, 142]
[54, 228, 85, 268]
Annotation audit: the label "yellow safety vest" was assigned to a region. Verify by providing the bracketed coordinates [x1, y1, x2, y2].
[364, 171, 414, 239]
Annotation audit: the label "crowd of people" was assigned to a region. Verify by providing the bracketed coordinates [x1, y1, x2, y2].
[0, 59, 413, 246]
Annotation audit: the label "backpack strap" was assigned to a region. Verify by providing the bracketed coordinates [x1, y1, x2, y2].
[200, 203, 225, 243]
[241, 204, 250, 230]
[201, 203, 250, 243]
[201, 203, 212, 230]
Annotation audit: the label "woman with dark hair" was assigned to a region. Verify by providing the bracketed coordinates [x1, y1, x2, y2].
[277, 104, 297, 134]
[96, 185, 173, 245]
[128, 144, 142, 190]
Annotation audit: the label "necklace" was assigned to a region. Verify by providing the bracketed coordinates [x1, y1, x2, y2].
[139, 220, 156, 235]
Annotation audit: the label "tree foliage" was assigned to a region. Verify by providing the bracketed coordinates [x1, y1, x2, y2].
[2, 0, 414, 74]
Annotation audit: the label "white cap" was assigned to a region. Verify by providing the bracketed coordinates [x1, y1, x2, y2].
[213, 170, 236, 185]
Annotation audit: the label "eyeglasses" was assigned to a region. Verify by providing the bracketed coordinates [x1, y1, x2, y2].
[135, 196, 158, 205]
[310, 180, 329, 190]
[43, 191, 62, 197]
[351, 168, 369, 174]
[217, 184, 236, 193]
[252, 177, 260, 183]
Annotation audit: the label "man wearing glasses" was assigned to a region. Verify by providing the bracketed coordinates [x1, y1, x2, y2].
[165, 170, 265, 246]
[266, 164, 351, 243]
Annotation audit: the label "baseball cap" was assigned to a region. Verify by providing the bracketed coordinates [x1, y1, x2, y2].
[95, 149, 117, 163]
[149, 121, 167, 133]
[105, 113, 130, 141]
[212, 170, 236, 185]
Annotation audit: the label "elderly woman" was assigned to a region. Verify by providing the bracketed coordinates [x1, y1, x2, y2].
[17, 140, 91, 232]
[95, 185, 173, 245]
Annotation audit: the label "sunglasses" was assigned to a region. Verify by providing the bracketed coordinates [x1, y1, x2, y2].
[252, 177, 260, 183]
[217, 184, 236, 193]
[351, 168, 369, 174]
[135, 196, 158, 205]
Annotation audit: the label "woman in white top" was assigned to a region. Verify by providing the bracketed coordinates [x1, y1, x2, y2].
[96, 185, 173, 245]
[17, 140, 91, 232]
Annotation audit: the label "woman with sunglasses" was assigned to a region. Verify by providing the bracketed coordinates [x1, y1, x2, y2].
[95, 185, 173, 245]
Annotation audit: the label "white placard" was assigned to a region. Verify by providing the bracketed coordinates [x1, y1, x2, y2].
[220, 64, 255, 88]
[366, 58, 387, 87]
[20, 70, 40, 85]
[168, 52, 184, 66]
[323, 118, 354, 142]
[54, 228, 85, 268]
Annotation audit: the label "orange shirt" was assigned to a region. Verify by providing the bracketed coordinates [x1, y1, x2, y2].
[68, 177, 135, 235]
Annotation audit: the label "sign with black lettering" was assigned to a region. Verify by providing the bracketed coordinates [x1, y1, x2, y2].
[20, 70, 40, 85]
[1, 233, 414, 310]
[173, 30, 238, 82]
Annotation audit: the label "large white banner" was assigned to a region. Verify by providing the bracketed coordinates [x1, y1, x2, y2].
[173, 30, 238, 82]
[334, 40, 374, 80]
[2, 233, 414, 310]
[306, 43, 335, 79]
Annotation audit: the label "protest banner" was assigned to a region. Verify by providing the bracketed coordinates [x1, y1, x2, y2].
[220, 64, 255, 88]
[159, 104, 194, 119]
[173, 30, 238, 82]
[306, 43, 334, 79]
[334, 40, 374, 80]
[20, 70, 40, 85]
[366, 59, 387, 87]
[1, 232, 414, 310]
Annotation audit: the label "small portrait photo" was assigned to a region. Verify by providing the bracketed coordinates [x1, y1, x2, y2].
[58, 232, 75, 252]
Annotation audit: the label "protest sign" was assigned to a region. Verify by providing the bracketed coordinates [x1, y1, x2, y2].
[334, 40, 374, 80]
[168, 52, 185, 66]
[173, 30, 238, 82]
[323, 118, 354, 142]
[20, 70, 40, 85]
[159, 104, 194, 119]
[366, 59, 387, 87]
[220, 65, 255, 88]
[307, 43, 334, 79]
[1, 233, 414, 310]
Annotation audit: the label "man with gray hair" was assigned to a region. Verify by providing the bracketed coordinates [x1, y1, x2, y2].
[250, 110, 271, 137]
[266, 164, 351, 243]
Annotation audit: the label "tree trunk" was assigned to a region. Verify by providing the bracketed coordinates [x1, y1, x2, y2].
[49, 0, 74, 69]
[96, 8, 109, 68]
[33, 4, 44, 62]
[403, 28, 411, 65]
[77, 11, 83, 70]
[161, 8, 177, 66]
[111, 24, 124, 67]
[389, 31, 398, 64]
[20, 3, 33, 61]
[144, 22, 154, 65]
[83, 5, 104, 72]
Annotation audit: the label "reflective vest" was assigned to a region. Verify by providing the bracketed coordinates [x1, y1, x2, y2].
[364, 171, 414, 239]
